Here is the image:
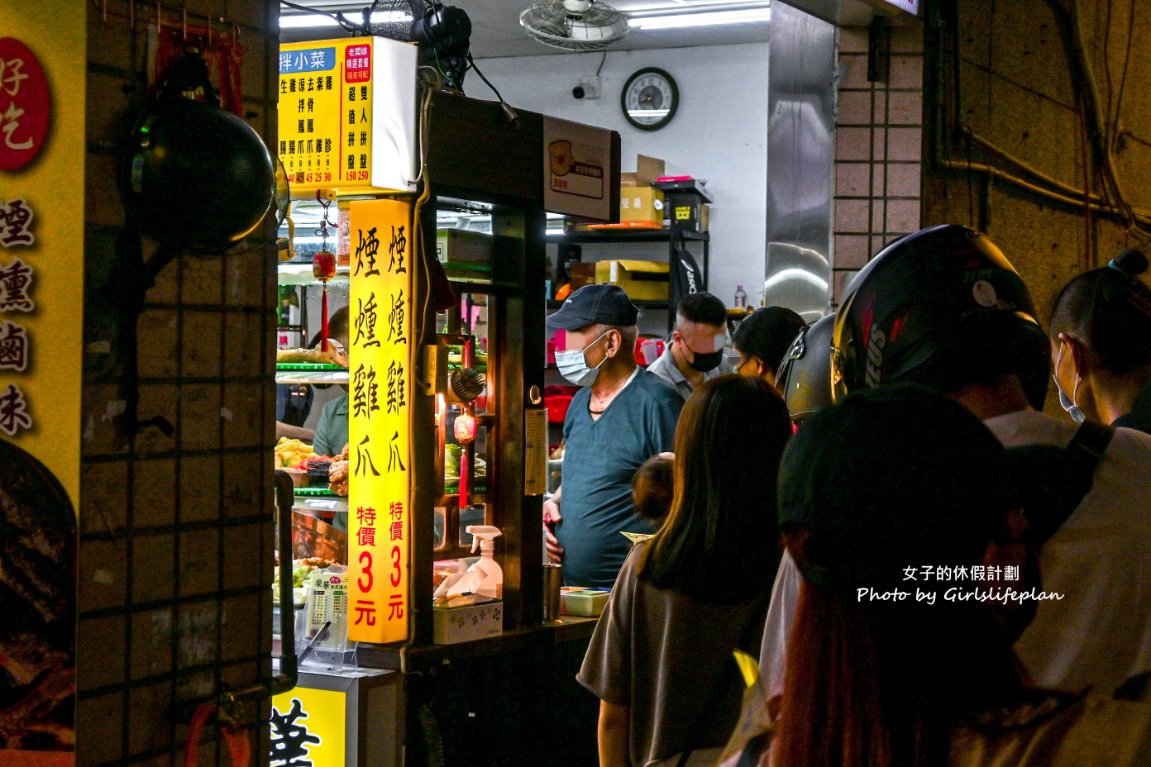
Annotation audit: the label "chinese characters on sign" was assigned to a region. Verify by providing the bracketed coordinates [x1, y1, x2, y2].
[0, 37, 51, 171]
[277, 40, 374, 189]
[277, 36, 417, 195]
[269, 698, 321, 766]
[542, 116, 614, 221]
[0, 19, 82, 761]
[270, 685, 347, 766]
[0, 198, 35, 436]
[348, 200, 413, 644]
[1, 197, 34, 246]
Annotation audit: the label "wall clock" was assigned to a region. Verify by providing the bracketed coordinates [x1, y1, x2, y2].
[621, 68, 679, 131]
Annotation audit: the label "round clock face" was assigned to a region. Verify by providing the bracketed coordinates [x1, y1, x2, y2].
[621, 68, 679, 131]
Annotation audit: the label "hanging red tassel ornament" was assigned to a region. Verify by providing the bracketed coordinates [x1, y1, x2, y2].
[312, 250, 336, 351]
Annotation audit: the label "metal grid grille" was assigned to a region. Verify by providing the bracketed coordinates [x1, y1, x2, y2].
[76, 0, 281, 762]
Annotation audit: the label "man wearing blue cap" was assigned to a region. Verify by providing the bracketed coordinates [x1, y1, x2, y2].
[544, 284, 684, 587]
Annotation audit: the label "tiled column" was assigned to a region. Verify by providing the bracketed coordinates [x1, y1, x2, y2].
[832, 22, 925, 304]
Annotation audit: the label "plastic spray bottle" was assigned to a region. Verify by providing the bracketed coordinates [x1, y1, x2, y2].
[434, 525, 504, 600]
[463, 525, 503, 599]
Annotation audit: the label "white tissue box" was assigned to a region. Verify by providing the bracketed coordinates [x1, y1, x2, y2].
[432, 598, 503, 645]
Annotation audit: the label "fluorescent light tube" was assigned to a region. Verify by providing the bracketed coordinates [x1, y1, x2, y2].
[630, 7, 771, 30]
[279, 10, 410, 29]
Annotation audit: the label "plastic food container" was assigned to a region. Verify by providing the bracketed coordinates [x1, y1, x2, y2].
[560, 588, 610, 617]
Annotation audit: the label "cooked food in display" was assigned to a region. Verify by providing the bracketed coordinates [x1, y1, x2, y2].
[274, 437, 314, 468]
[0, 438, 77, 750]
[272, 555, 338, 607]
[328, 443, 350, 496]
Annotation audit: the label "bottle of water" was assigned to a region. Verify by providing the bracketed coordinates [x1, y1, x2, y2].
[733, 284, 748, 309]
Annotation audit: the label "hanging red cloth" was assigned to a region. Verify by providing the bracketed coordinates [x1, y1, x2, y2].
[148, 22, 247, 116]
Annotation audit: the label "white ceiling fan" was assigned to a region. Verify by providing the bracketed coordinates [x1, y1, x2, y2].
[519, 0, 630, 51]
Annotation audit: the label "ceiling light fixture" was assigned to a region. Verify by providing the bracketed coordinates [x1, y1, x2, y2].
[629, 7, 771, 30]
[279, 10, 411, 29]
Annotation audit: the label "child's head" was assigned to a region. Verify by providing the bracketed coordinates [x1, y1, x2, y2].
[632, 453, 675, 525]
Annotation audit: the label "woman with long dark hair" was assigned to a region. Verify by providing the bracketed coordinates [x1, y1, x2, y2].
[578, 375, 792, 766]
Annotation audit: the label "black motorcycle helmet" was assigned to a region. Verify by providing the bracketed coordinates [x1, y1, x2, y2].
[121, 98, 276, 250]
[832, 224, 1050, 410]
[775, 312, 836, 424]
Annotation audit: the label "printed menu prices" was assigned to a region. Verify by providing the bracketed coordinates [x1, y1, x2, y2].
[277, 36, 418, 195]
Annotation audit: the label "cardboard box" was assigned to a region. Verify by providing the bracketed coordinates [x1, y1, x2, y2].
[636, 154, 666, 186]
[433, 598, 503, 644]
[620, 187, 664, 225]
[595, 259, 670, 302]
[436, 229, 492, 264]
[620, 155, 665, 188]
[567, 262, 598, 290]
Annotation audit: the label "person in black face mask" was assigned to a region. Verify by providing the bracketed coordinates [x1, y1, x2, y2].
[646, 291, 729, 401]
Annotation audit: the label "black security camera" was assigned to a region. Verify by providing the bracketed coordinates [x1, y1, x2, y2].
[572, 84, 587, 99]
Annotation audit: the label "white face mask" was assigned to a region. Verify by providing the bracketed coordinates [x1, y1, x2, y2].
[555, 331, 611, 387]
[1053, 342, 1086, 423]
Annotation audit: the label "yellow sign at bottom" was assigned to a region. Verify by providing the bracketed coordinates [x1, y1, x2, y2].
[270, 686, 347, 766]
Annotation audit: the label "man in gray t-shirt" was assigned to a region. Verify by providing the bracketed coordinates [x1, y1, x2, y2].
[544, 285, 682, 587]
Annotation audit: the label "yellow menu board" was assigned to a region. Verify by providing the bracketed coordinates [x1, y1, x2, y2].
[278, 37, 417, 195]
[347, 199, 414, 644]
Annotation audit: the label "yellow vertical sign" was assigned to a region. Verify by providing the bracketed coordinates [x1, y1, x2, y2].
[0, 15, 84, 501]
[1, 5, 84, 764]
[347, 199, 413, 644]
